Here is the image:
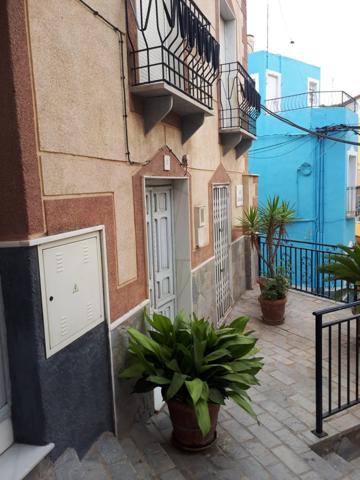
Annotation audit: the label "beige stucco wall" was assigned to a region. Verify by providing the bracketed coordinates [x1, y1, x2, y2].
[27, 0, 255, 287]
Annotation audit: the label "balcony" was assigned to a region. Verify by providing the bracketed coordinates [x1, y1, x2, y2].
[346, 186, 360, 218]
[219, 62, 261, 157]
[266, 90, 359, 114]
[126, 0, 219, 142]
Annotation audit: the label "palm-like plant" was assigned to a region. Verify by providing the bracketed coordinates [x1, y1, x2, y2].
[241, 196, 296, 278]
[318, 244, 360, 289]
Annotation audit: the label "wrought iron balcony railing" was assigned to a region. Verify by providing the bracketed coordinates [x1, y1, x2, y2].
[346, 186, 360, 217]
[219, 62, 261, 137]
[266, 90, 359, 114]
[125, 0, 220, 110]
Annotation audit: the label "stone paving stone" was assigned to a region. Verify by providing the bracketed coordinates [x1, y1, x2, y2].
[268, 369, 297, 386]
[221, 419, 254, 442]
[257, 412, 283, 432]
[227, 406, 258, 427]
[260, 399, 293, 421]
[272, 445, 311, 475]
[248, 424, 282, 449]
[300, 470, 323, 480]
[235, 456, 272, 480]
[268, 462, 301, 480]
[242, 440, 278, 467]
[54, 449, 85, 480]
[95, 432, 128, 464]
[120, 437, 157, 479]
[301, 451, 344, 480]
[160, 468, 187, 480]
[274, 428, 310, 454]
[290, 394, 316, 413]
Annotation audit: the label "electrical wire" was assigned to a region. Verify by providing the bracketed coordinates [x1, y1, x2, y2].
[261, 104, 360, 146]
[77, 0, 150, 166]
[250, 135, 306, 153]
[250, 136, 312, 159]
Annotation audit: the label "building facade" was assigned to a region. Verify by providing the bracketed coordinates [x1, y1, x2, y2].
[0, 0, 259, 469]
[249, 50, 358, 246]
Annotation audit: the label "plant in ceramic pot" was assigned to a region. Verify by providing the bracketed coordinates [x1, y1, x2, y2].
[241, 196, 296, 324]
[258, 274, 289, 325]
[119, 311, 263, 451]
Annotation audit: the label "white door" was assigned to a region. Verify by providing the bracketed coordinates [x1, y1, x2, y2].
[146, 186, 176, 410]
[213, 186, 232, 324]
[0, 280, 13, 455]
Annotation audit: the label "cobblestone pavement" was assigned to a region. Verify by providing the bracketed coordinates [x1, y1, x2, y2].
[147, 289, 360, 480]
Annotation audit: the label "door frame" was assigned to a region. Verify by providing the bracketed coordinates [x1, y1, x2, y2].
[143, 176, 192, 318]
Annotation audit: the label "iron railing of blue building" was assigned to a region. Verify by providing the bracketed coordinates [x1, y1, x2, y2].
[125, 0, 219, 109]
[219, 62, 261, 137]
[313, 301, 360, 437]
[258, 236, 355, 302]
[266, 90, 358, 114]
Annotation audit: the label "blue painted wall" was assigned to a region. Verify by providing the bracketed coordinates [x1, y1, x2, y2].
[249, 51, 358, 246]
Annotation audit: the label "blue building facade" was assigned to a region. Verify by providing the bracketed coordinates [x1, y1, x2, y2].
[248, 51, 358, 246]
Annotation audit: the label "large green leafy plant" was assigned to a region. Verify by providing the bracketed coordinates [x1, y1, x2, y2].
[318, 244, 360, 285]
[241, 196, 296, 278]
[120, 312, 263, 436]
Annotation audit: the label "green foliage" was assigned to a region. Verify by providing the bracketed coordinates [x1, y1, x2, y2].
[240, 195, 296, 278]
[261, 274, 288, 300]
[318, 244, 360, 305]
[318, 244, 360, 285]
[119, 311, 263, 437]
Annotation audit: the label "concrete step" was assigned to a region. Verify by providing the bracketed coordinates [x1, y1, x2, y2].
[323, 452, 354, 475]
[54, 448, 85, 480]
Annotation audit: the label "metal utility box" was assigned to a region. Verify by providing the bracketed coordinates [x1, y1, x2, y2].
[38, 231, 104, 357]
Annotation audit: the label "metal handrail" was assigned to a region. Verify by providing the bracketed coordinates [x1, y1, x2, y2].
[266, 90, 358, 114]
[313, 301, 360, 437]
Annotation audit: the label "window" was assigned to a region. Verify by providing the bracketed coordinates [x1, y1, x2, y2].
[347, 148, 358, 216]
[266, 70, 281, 112]
[308, 78, 320, 107]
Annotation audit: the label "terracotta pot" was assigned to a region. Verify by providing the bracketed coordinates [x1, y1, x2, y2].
[259, 296, 287, 325]
[167, 400, 219, 451]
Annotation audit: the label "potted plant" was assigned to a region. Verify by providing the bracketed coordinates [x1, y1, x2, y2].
[258, 274, 288, 325]
[120, 311, 263, 451]
[241, 196, 296, 324]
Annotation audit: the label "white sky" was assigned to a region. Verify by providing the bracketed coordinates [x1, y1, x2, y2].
[247, 0, 360, 97]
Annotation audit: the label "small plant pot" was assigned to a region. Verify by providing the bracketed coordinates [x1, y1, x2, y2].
[259, 296, 287, 325]
[167, 400, 219, 451]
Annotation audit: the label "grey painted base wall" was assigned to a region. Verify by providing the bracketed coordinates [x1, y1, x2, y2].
[192, 258, 217, 324]
[110, 302, 154, 438]
[0, 247, 114, 459]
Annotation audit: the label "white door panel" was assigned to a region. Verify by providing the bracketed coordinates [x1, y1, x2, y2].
[146, 186, 176, 411]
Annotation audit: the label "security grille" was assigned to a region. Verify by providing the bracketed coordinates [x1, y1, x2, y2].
[213, 185, 232, 324]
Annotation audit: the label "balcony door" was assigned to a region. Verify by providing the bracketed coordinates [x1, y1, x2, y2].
[0, 281, 13, 455]
[266, 70, 281, 112]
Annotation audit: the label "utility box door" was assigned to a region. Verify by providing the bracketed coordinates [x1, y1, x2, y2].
[39, 232, 104, 357]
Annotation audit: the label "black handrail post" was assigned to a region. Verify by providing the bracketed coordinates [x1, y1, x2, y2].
[312, 312, 327, 437]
